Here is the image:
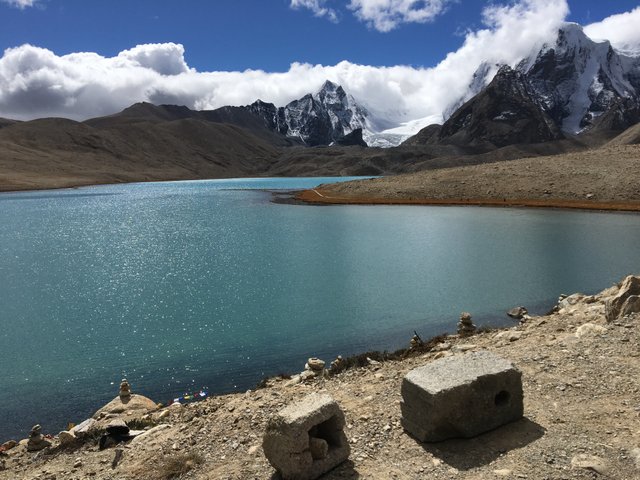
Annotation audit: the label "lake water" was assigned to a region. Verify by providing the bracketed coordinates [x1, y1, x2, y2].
[1, 177, 640, 442]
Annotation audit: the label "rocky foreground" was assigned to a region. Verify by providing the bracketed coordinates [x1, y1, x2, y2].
[1, 277, 640, 480]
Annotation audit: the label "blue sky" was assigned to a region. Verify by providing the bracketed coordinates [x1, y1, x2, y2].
[0, 0, 638, 71]
[0, 0, 640, 129]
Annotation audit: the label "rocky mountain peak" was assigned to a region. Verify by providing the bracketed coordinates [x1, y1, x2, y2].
[518, 22, 640, 133]
[431, 62, 563, 148]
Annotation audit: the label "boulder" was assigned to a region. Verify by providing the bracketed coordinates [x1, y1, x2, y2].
[401, 350, 523, 442]
[606, 275, 640, 320]
[263, 393, 350, 480]
[93, 394, 158, 419]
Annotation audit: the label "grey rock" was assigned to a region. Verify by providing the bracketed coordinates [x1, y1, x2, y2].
[401, 350, 523, 442]
[263, 393, 350, 480]
[507, 306, 528, 319]
[70, 418, 98, 437]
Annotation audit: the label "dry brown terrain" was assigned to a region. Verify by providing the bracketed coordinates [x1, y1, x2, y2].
[1, 278, 639, 479]
[297, 144, 640, 211]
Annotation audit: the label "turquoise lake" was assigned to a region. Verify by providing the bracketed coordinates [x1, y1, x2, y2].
[1, 177, 640, 441]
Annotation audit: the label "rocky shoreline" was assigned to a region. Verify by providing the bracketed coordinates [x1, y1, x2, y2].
[1, 276, 639, 479]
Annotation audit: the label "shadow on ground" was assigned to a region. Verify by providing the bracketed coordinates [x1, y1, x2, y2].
[420, 417, 546, 470]
[270, 460, 360, 479]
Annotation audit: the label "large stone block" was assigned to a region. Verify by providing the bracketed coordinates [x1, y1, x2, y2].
[401, 350, 523, 442]
[263, 393, 350, 480]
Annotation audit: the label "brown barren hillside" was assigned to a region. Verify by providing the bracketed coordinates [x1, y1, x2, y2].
[298, 144, 640, 211]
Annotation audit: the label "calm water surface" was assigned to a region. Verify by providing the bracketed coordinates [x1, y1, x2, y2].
[1, 177, 640, 441]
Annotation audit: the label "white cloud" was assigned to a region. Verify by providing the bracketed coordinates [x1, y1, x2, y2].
[290, 0, 338, 22]
[584, 7, 640, 55]
[117, 43, 190, 76]
[348, 0, 452, 32]
[3, 0, 637, 138]
[1, 0, 39, 8]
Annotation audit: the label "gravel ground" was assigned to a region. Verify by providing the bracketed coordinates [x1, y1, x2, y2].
[1, 278, 639, 479]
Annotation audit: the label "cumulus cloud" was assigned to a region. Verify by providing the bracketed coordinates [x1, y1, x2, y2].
[117, 43, 190, 76]
[584, 7, 640, 55]
[2, 0, 637, 137]
[290, 0, 338, 22]
[1, 0, 39, 8]
[348, 0, 453, 32]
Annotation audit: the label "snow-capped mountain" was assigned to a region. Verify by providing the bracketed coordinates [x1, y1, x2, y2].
[517, 23, 640, 134]
[243, 80, 372, 147]
[405, 22, 640, 147]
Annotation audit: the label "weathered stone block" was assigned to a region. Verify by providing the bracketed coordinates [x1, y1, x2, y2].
[401, 350, 523, 442]
[263, 393, 350, 480]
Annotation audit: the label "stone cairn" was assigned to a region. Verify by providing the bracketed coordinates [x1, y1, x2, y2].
[26, 424, 51, 452]
[457, 312, 477, 337]
[302, 357, 327, 380]
[329, 355, 344, 373]
[119, 379, 131, 399]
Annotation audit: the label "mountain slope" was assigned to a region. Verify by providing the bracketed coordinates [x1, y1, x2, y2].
[409, 66, 563, 149]
[518, 23, 640, 134]
[0, 117, 279, 190]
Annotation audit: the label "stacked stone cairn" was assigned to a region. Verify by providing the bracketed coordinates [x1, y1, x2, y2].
[303, 357, 327, 380]
[26, 424, 51, 452]
[119, 379, 132, 399]
[457, 312, 477, 337]
[329, 355, 344, 373]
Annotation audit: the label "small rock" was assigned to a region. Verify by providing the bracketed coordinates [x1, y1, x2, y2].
[156, 409, 171, 421]
[70, 418, 98, 437]
[575, 323, 608, 338]
[73, 458, 82, 468]
[58, 430, 76, 445]
[367, 357, 381, 366]
[631, 448, 640, 469]
[494, 469, 512, 476]
[571, 454, 609, 475]
[285, 374, 302, 387]
[248, 445, 259, 455]
[300, 370, 316, 382]
[0, 440, 18, 452]
[455, 344, 477, 352]
[433, 342, 452, 352]
[309, 437, 329, 460]
[507, 306, 528, 319]
[495, 331, 522, 342]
